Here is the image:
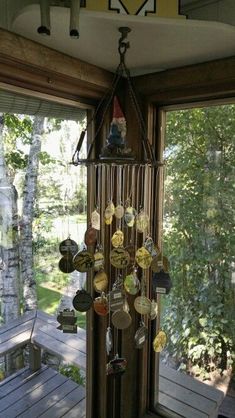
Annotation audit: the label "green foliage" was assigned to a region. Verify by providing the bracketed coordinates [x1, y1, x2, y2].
[59, 364, 85, 386]
[162, 105, 235, 378]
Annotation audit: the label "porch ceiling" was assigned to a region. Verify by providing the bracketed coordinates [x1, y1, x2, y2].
[11, 4, 235, 76]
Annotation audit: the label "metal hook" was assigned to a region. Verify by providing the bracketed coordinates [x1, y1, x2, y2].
[118, 27, 131, 64]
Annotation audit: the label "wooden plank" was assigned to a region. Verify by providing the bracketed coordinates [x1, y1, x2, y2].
[36, 310, 86, 341]
[0, 311, 35, 335]
[160, 364, 224, 405]
[0, 367, 32, 398]
[0, 330, 32, 356]
[160, 376, 217, 416]
[62, 397, 86, 418]
[158, 392, 208, 418]
[32, 331, 86, 370]
[18, 379, 79, 418]
[0, 367, 57, 413]
[0, 319, 34, 344]
[3, 369, 67, 418]
[39, 385, 85, 418]
[29, 343, 41, 372]
[35, 321, 86, 354]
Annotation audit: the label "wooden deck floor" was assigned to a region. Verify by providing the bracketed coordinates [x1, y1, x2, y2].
[0, 365, 85, 418]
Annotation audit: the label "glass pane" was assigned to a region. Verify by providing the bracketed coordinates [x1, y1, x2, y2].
[155, 104, 235, 416]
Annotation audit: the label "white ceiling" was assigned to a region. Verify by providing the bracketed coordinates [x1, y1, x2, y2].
[12, 4, 235, 76]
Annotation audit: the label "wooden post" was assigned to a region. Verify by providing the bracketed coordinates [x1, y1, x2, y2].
[29, 344, 41, 372]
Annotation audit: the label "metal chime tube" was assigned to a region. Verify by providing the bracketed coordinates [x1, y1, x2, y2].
[70, 0, 81, 38]
[38, 0, 51, 36]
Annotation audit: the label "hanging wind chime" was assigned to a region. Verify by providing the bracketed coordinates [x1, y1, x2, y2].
[57, 27, 172, 377]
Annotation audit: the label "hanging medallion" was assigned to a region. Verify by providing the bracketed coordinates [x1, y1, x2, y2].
[105, 202, 115, 218]
[124, 206, 136, 227]
[136, 210, 149, 233]
[112, 309, 132, 330]
[153, 330, 167, 353]
[91, 209, 100, 231]
[110, 248, 130, 269]
[94, 250, 105, 272]
[58, 256, 75, 273]
[135, 322, 148, 349]
[149, 299, 158, 320]
[111, 230, 124, 248]
[106, 355, 127, 376]
[84, 226, 97, 246]
[151, 254, 170, 273]
[93, 270, 108, 293]
[73, 250, 94, 272]
[135, 247, 152, 269]
[124, 271, 140, 295]
[153, 271, 172, 294]
[144, 237, 159, 258]
[93, 293, 109, 316]
[105, 215, 113, 225]
[72, 289, 93, 312]
[114, 204, 124, 219]
[109, 289, 125, 312]
[57, 309, 77, 334]
[134, 295, 152, 315]
[59, 238, 78, 256]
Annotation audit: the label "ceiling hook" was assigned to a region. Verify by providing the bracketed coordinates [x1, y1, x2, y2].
[118, 27, 131, 65]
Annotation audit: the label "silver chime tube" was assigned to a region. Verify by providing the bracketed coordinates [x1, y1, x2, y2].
[38, 0, 51, 36]
[70, 0, 81, 38]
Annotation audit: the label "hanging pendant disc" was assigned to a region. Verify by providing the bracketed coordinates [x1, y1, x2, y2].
[105, 202, 115, 218]
[111, 230, 124, 248]
[135, 247, 152, 269]
[84, 227, 97, 246]
[59, 238, 78, 256]
[72, 290, 93, 312]
[105, 215, 113, 225]
[111, 310, 132, 330]
[94, 251, 105, 272]
[124, 273, 140, 295]
[58, 256, 75, 273]
[153, 330, 167, 352]
[135, 325, 148, 349]
[134, 295, 151, 315]
[110, 248, 130, 269]
[91, 210, 100, 230]
[115, 204, 124, 219]
[109, 289, 125, 312]
[136, 211, 149, 233]
[93, 271, 108, 293]
[124, 206, 136, 227]
[73, 250, 94, 272]
[93, 295, 109, 316]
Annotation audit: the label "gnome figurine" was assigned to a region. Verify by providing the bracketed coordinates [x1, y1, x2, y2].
[100, 96, 135, 160]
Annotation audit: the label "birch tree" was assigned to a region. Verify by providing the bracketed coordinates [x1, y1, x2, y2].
[21, 116, 45, 311]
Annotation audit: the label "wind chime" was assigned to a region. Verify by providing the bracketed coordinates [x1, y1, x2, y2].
[57, 27, 172, 376]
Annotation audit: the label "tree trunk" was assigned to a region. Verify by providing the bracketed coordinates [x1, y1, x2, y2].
[21, 116, 45, 312]
[0, 113, 21, 375]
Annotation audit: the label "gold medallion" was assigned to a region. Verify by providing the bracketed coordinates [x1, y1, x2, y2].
[110, 248, 130, 269]
[124, 206, 136, 227]
[93, 271, 108, 293]
[111, 230, 124, 248]
[124, 272, 140, 295]
[105, 215, 113, 225]
[105, 202, 115, 218]
[73, 250, 94, 272]
[153, 330, 167, 352]
[134, 295, 152, 315]
[115, 204, 124, 219]
[135, 247, 152, 269]
[136, 210, 149, 233]
[151, 254, 170, 273]
[94, 251, 105, 272]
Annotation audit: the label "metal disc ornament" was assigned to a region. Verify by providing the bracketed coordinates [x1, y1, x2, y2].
[135, 324, 148, 349]
[144, 237, 159, 258]
[134, 295, 152, 315]
[115, 204, 124, 219]
[106, 355, 127, 376]
[111, 230, 124, 248]
[91, 210, 100, 230]
[124, 272, 140, 295]
[135, 247, 152, 269]
[151, 254, 170, 273]
[153, 330, 167, 353]
[105, 202, 115, 218]
[73, 250, 94, 272]
[59, 238, 78, 256]
[93, 294, 108, 316]
[111, 310, 132, 330]
[72, 289, 93, 312]
[136, 211, 149, 233]
[109, 289, 125, 312]
[105, 215, 113, 225]
[58, 256, 75, 273]
[110, 248, 130, 269]
[84, 227, 97, 246]
[124, 206, 136, 227]
[94, 251, 105, 272]
[93, 270, 108, 293]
